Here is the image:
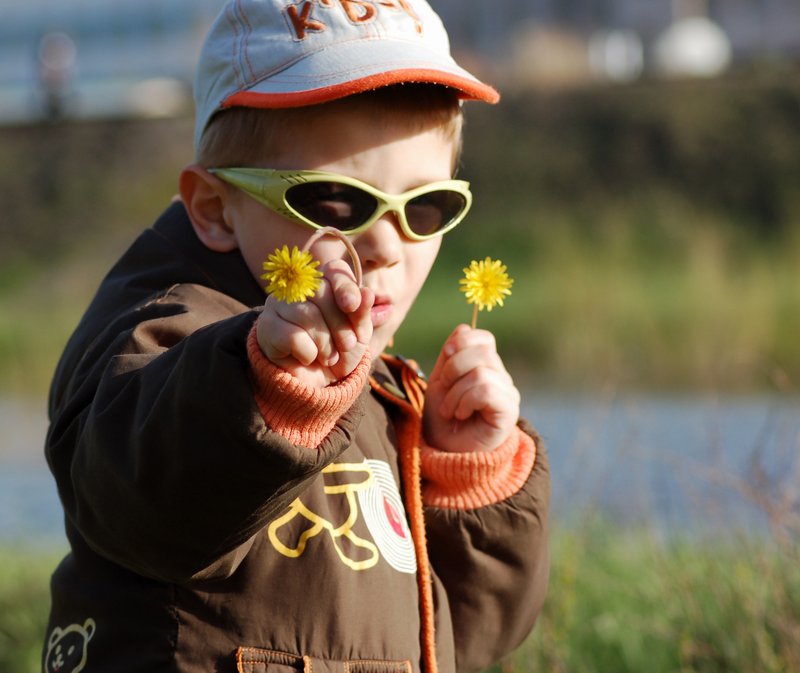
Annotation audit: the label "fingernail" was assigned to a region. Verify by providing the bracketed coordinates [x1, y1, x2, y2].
[443, 344, 455, 357]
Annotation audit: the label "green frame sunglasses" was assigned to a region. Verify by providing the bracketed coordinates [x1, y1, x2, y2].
[210, 167, 472, 241]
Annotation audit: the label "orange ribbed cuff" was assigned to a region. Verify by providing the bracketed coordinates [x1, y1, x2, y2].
[420, 428, 537, 509]
[246, 325, 370, 448]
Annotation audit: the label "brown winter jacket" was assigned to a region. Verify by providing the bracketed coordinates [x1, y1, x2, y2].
[43, 202, 550, 673]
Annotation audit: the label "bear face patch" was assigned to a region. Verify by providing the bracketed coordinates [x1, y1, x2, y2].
[44, 618, 95, 673]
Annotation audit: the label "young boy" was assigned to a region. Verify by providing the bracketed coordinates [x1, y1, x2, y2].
[43, 2, 550, 673]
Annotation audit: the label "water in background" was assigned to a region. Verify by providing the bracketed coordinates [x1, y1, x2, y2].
[2, 393, 798, 547]
[0, 398, 62, 547]
[530, 392, 800, 538]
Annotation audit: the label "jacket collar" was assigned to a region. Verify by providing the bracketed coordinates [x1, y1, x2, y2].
[151, 201, 266, 308]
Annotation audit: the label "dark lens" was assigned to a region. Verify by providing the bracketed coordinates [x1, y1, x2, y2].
[405, 190, 467, 237]
[285, 182, 377, 231]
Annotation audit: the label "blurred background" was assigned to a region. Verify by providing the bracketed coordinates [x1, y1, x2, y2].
[1, 0, 799, 671]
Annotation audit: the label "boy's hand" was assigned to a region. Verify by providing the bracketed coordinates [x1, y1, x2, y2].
[423, 324, 520, 453]
[256, 259, 373, 388]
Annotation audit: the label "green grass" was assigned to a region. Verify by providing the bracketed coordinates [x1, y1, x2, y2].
[5, 527, 799, 673]
[497, 523, 800, 673]
[0, 547, 63, 673]
[0, 244, 121, 395]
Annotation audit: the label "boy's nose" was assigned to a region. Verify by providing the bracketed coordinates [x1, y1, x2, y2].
[354, 214, 403, 270]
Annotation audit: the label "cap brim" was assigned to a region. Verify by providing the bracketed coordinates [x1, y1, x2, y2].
[220, 38, 499, 109]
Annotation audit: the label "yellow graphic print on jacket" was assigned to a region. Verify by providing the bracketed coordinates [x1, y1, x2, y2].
[268, 459, 417, 573]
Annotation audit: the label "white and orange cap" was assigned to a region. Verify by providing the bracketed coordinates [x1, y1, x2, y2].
[193, 0, 500, 147]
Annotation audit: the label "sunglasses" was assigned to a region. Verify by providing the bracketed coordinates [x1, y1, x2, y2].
[210, 167, 472, 241]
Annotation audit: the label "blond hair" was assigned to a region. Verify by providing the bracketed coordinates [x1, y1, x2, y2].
[197, 84, 464, 172]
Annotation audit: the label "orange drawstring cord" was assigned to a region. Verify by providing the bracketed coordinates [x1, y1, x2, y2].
[370, 355, 437, 673]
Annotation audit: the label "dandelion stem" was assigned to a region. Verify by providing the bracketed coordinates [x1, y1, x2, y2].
[302, 226, 363, 287]
[471, 304, 478, 329]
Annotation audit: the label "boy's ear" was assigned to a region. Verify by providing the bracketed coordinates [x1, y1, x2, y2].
[179, 165, 239, 253]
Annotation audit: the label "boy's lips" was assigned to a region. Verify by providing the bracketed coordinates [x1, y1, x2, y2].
[370, 293, 393, 327]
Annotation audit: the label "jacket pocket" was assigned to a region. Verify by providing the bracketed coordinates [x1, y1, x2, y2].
[236, 647, 412, 673]
[237, 648, 303, 673]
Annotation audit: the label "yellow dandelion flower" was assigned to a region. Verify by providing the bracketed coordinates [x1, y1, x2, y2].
[261, 245, 322, 303]
[460, 257, 513, 327]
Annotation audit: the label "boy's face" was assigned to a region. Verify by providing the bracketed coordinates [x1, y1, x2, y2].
[221, 106, 456, 357]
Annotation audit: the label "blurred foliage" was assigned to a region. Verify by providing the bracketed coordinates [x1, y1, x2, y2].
[402, 69, 800, 389]
[0, 547, 61, 673]
[455, 67, 800, 261]
[2, 69, 800, 393]
[0, 116, 190, 288]
[490, 520, 800, 673]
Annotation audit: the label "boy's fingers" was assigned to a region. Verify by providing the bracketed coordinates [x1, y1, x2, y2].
[438, 344, 509, 389]
[273, 300, 339, 366]
[258, 317, 320, 367]
[438, 366, 501, 419]
[429, 323, 470, 380]
[431, 325, 497, 381]
[324, 260, 362, 314]
[451, 386, 491, 422]
[351, 287, 374, 346]
[261, 298, 345, 368]
[310, 262, 363, 353]
[445, 326, 496, 356]
[330, 288, 373, 378]
[307, 279, 358, 354]
[440, 381, 520, 439]
[331, 344, 367, 379]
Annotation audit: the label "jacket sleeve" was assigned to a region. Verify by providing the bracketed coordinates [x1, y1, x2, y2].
[46, 283, 367, 584]
[422, 421, 550, 673]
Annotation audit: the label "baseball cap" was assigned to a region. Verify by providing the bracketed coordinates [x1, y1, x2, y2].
[193, 0, 500, 147]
